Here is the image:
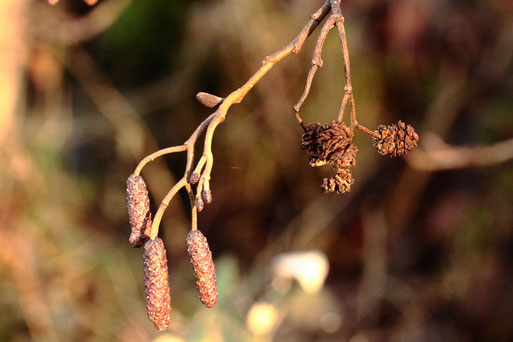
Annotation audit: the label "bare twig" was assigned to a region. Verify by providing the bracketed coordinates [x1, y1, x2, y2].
[335, 17, 357, 125]
[355, 124, 381, 139]
[293, 0, 361, 130]
[294, 14, 338, 116]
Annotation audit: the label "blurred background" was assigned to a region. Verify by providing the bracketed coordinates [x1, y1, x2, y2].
[1, 0, 513, 341]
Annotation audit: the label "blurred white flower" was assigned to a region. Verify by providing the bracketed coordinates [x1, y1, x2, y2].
[152, 334, 185, 342]
[272, 250, 329, 294]
[246, 303, 280, 336]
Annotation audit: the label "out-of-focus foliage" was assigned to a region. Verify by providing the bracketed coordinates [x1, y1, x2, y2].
[1, 0, 513, 341]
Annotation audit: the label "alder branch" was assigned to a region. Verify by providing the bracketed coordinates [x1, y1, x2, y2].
[135, 1, 332, 239]
[135, 0, 402, 240]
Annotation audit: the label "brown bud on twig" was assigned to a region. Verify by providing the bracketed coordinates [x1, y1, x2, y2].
[190, 172, 200, 185]
[196, 92, 223, 108]
[127, 174, 150, 247]
[186, 230, 218, 308]
[202, 189, 212, 205]
[144, 238, 171, 331]
[372, 121, 419, 157]
[195, 197, 205, 212]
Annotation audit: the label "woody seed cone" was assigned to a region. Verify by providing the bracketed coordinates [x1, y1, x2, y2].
[372, 120, 419, 157]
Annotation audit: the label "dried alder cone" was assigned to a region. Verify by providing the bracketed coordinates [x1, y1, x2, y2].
[301, 120, 419, 194]
[144, 238, 171, 331]
[186, 230, 218, 308]
[302, 121, 358, 194]
[126, 174, 150, 247]
[373, 121, 419, 157]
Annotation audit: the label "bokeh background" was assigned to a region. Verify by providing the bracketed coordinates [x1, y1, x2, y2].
[1, 0, 513, 341]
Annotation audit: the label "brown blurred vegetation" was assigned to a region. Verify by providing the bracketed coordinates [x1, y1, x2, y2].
[1, 0, 513, 341]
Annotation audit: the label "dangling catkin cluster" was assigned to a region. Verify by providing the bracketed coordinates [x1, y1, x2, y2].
[372, 120, 419, 157]
[302, 121, 358, 194]
[126, 174, 150, 247]
[144, 238, 171, 331]
[186, 230, 218, 308]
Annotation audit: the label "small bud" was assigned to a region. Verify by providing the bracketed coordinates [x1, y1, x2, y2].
[202, 189, 212, 205]
[186, 230, 218, 308]
[144, 238, 171, 331]
[196, 92, 223, 108]
[196, 197, 205, 212]
[190, 172, 200, 185]
[126, 174, 150, 247]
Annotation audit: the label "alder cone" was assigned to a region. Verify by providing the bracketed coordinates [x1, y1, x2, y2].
[186, 230, 218, 308]
[302, 121, 358, 194]
[143, 238, 171, 331]
[126, 174, 150, 247]
[372, 121, 419, 157]
[322, 168, 354, 194]
[302, 121, 355, 166]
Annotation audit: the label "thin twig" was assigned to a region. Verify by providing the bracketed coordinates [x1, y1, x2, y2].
[134, 145, 187, 176]
[143, 2, 332, 239]
[150, 177, 187, 240]
[185, 184, 198, 231]
[293, 14, 338, 116]
[332, 5, 358, 126]
[355, 124, 381, 139]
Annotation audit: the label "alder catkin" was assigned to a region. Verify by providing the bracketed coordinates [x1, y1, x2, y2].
[186, 230, 218, 308]
[126, 174, 150, 247]
[143, 238, 171, 331]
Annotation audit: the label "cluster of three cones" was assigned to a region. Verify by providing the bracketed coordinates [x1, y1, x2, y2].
[126, 175, 218, 331]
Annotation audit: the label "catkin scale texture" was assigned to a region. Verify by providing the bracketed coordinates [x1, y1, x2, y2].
[143, 238, 171, 331]
[126, 174, 150, 247]
[186, 230, 218, 308]
[372, 121, 419, 157]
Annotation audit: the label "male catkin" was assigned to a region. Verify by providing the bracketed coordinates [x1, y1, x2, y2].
[143, 238, 171, 331]
[186, 230, 218, 308]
